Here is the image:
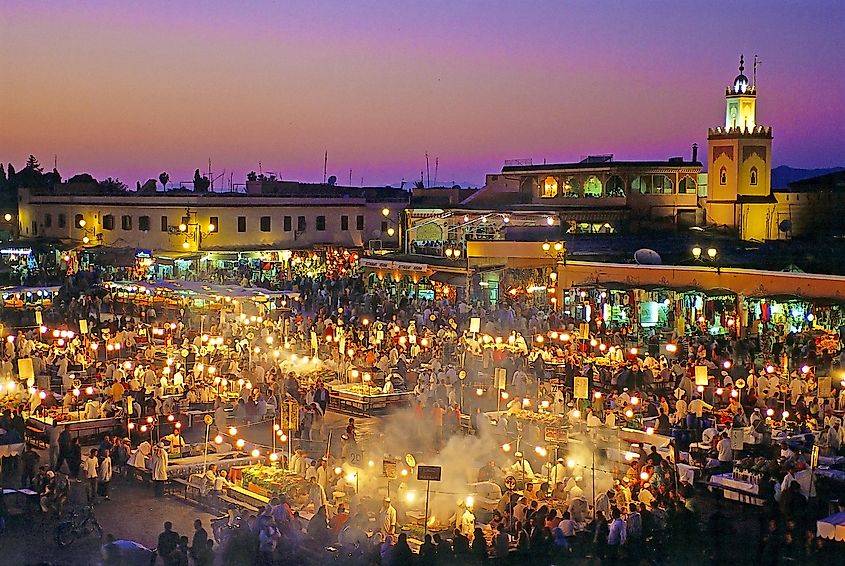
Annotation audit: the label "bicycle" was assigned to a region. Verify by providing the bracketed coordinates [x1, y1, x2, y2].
[55, 505, 104, 548]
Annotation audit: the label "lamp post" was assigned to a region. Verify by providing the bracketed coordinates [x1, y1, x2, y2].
[692, 245, 719, 273]
[542, 241, 566, 309]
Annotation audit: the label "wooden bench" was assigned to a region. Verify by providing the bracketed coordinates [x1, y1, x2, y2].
[168, 477, 190, 498]
[218, 494, 260, 514]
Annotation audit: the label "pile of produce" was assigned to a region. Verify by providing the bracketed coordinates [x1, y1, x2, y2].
[507, 408, 560, 425]
[240, 465, 305, 498]
[334, 384, 383, 396]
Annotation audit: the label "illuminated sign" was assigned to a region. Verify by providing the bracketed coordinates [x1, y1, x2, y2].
[1, 248, 32, 256]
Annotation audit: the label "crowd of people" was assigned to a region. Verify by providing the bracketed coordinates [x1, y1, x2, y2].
[0, 263, 844, 565]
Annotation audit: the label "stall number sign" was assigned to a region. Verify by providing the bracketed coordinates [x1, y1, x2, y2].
[694, 365, 710, 386]
[494, 368, 507, 390]
[469, 317, 481, 334]
[573, 376, 589, 399]
[382, 459, 398, 479]
[417, 465, 442, 482]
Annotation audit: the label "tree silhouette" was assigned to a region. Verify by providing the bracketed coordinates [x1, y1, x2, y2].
[413, 180, 425, 190]
[247, 171, 257, 182]
[68, 173, 97, 185]
[99, 177, 128, 193]
[193, 169, 210, 192]
[25, 155, 42, 172]
[159, 172, 169, 190]
[0, 164, 6, 190]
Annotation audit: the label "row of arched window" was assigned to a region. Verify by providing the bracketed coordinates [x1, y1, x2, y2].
[538, 174, 698, 198]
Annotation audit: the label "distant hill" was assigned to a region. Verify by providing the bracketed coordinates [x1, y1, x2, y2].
[772, 165, 845, 189]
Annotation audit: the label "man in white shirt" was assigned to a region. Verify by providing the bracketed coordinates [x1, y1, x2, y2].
[716, 432, 733, 471]
[84, 448, 99, 503]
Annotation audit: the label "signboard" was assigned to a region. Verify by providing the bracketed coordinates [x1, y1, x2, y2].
[730, 428, 744, 451]
[417, 465, 442, 482]
[494, 367, 507, 390]
[35, 311, 43, 325]
[734, 378, 746, 390]
[359, 258, 428, 273]
[578, 323, 590, 340]
[469, 318, 481, 334]
[135, 249, 153, 259]
[694, 365, 710, 386]
[573, 376, 589, 399]
[17, 358, 34, 381]
[382, 459, 398, 480]
[818, 375, 832, 398]
[811, 445, 820, 469]
[79, 319, 89, 335]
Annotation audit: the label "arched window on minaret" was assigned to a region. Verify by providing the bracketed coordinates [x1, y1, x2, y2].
[750, 167, 758, 186]
[720, 167, 727, 185]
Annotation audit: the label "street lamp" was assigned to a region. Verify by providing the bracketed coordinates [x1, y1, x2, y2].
[382, 208, 390, 217]
[445, 247, 462, 259]
[692, 245, 719, 271]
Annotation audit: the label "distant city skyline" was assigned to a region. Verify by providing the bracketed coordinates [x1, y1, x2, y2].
[1, 0, 843, 187]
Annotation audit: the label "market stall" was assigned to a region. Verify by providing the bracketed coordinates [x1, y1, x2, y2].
[328, 383, 414, 416]
[27, 414, 122, 443]
[235, 464, 308, 500]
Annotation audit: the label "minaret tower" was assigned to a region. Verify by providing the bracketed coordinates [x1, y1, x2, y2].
[708, 54, 773, 203]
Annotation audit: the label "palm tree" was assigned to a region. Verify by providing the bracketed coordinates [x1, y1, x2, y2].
[159, 172, 169, 191]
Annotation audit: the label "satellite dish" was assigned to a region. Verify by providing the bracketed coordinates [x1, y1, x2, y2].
[634, 249, 662, 265]
[327, 175, 337, 186]
[778, 219, 792, 232]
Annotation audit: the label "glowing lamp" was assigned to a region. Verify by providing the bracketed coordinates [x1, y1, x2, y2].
[640, 471, 650, 481]
[228, 427, 238, 436]
[251, 449, 260, 458]
[269, 453, 279, 462]
[214, 435, 223, 444]
[666, 344, 677, 354]
[731, 390, 738, 398]
[801, 365, 811, 374]
[400, 469, 408, 476]
[502, 443, 511, 452]
[86, 386, 94, 395]
[566, 459, 576, 468]
[766, 408, 774, 417]
[140, 425, 148, 433]
[723, 360, 732, 369]
[696, 385, 705, 393]
[716, 388, 723, 396]
[167, 414, 175, 422]
[782, 411, 790, 420]
[128, 422, 135, 430]
[624, 409, 634, 418]
[236, 439, 245, 449]
[630, 347, 638, 355]
[476, 388, 484, 396]
[334, 467, 343, 475]
[38, 390, 47, 399]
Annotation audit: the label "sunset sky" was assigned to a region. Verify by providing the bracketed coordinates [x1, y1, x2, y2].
[1, 0, 843, 188]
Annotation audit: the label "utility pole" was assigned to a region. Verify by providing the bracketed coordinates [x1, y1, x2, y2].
[425, 152, 430, 188]
[323, 151, 328, 184]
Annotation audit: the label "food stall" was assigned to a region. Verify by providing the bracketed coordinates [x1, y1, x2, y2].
[27, 413, 122, 443]
[328, 383, 414, 416]
[233, 464, 307, 501]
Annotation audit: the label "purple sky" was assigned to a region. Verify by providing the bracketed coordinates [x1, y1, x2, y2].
[1, 0, 843, 187]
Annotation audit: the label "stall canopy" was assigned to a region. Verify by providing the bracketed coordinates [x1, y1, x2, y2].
[108, 280, 299, 302]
